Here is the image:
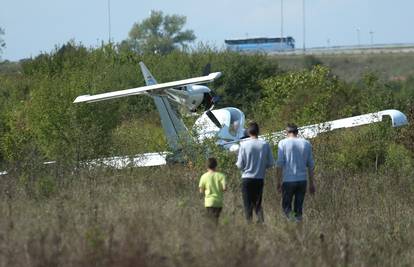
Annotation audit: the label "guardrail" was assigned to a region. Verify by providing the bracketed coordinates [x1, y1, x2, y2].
[269, 43, 414, 55]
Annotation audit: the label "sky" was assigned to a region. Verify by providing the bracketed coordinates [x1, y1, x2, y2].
[1, 0, 413, 61]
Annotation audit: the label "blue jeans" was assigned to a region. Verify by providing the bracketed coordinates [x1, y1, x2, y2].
[282, 181, 307, 220]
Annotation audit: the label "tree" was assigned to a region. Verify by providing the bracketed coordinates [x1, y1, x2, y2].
[257, 66, 361, 128]
[126, 10, 196, 54]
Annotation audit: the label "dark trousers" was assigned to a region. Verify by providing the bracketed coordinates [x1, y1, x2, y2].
[242, 179, 264, 223]
[282, 181, 307, 220]
[206, 207, 222, 225]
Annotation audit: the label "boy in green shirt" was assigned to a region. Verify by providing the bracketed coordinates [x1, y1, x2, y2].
[199, 157, 227, 224]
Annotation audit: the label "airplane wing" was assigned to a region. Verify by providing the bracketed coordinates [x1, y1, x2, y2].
[222, 109, 408, 150]
[0, 152, 170, 175]
[267, 109, 408, 144]
[73, 72, 222, 103]
[86, 152, 170, 168]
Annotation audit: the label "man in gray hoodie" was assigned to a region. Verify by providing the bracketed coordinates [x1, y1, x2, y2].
[276, 124, 315, 222]
[236, 122, 275, 223]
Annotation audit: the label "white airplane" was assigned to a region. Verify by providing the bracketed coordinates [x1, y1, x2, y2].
[73, 62, 409, 168]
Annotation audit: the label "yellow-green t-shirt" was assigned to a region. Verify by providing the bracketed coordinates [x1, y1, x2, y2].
[199, 171, 226, 207]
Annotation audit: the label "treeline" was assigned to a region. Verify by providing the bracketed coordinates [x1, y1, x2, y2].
[0, 42, 279, 173]
[0, 41, 413, 177]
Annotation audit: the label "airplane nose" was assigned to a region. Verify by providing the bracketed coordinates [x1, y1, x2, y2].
[229, 144, 240, 153]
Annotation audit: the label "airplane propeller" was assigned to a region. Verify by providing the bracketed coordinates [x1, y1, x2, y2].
[205, 109, 222, 129]
[202, 63, 211, 76]
[202, 63, 223, 129]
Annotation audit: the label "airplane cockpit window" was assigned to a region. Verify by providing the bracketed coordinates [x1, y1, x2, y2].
[229, 109, 242, 137]
[229, 119, 240, 137]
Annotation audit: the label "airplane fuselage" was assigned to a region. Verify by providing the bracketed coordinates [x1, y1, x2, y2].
[164, 85, 211, 112]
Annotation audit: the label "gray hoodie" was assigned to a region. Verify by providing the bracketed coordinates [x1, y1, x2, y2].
[236, 138, 275, 179]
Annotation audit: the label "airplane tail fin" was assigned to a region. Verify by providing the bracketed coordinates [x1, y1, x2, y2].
[139, 62, 158, 86]
[138, 62, 190, 152]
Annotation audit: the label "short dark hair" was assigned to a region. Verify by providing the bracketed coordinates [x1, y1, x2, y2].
[286, 123, 298, 135]
[247, 121, 259, 136]
[207, 157, 218, 170]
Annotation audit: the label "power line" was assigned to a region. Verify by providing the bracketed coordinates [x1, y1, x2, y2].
[356, 27, 360, 46]
[281, 0, 284, 38]
[369, 30, 374, 46]
[302, 0, 306, 51]
[108, 0, 112, 43]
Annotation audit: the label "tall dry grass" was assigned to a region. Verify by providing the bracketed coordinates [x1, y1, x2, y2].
[1, 146, 414, 267]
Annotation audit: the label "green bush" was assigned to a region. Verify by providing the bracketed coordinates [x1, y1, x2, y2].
[383, 143, 413, 177]
[111, 117, 167, 155]
[257, 66, 361, 130]
[0, 40, 413, 180]
[0, 42, 281, 171]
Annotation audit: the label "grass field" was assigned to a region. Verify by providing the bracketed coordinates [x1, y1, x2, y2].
[273, 52, 414, 82]
[1, 48, 413, 266]
[1, 127, 413, 267]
